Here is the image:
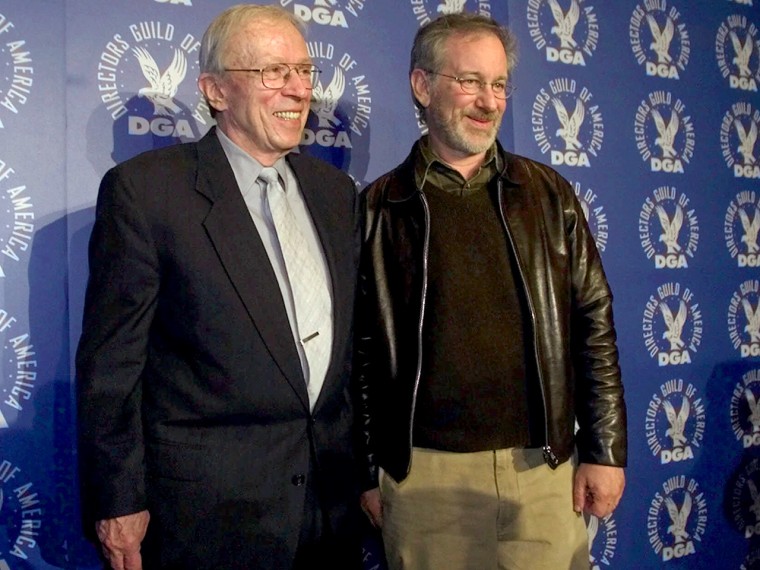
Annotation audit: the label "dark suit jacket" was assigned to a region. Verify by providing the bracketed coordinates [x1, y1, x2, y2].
[76, 128, 363, 568]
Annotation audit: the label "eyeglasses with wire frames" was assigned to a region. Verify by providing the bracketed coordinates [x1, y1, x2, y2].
[424, 70, 514, 100]
[224, 63, 321, 89]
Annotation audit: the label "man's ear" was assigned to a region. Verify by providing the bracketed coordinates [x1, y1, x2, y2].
[198, 73, 227, 113]
[410, 68, 432, 110]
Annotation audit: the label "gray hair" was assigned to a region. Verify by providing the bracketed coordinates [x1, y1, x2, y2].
[199, 4, 306, 75]
[410, 13, 518, 119]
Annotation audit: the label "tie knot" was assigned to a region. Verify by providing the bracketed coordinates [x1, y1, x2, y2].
[258, 167, 281, 188]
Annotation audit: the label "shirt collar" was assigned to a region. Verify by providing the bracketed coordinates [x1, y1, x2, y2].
[413, 135, 500, 194]
[216, 128, 288, 194]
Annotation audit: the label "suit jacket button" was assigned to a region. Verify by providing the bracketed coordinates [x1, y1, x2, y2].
[291, 474, 306, 486]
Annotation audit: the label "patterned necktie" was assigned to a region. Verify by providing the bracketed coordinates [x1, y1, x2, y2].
[258, 167, 332, 403]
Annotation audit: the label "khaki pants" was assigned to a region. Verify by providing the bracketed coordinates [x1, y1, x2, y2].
[380, 447, 589, 570]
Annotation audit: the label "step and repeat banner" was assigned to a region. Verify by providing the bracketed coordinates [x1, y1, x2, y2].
[0, 1, 758, 568]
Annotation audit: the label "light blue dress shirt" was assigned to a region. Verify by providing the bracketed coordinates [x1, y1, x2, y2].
[216, 128, 333, 409]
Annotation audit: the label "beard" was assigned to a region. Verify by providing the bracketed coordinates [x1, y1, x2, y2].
[425, 102, 503, 156]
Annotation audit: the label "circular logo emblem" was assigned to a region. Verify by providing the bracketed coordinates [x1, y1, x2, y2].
[644, 379, 705, 465]
[0, 459, 42, 564]
[586, 513, 618, 569]
[526, 0, 599, 67]
[409, 1, 492, 27]
[721, 102, 760, 179]
[642, 282, 703, 367]
[629, 1, 690, 79]
[716, 14, 760, 92]
[572, 181, 608, 252]
[634, 91, 695, 174]
[638, 186, 699, 269]
[0, 159, 34, 278]
[95, 21, 209, 143]
[532, 78, 604, 168]
[728, 280, 760, 359]
[647, 476, 707, 562]
[303, 42, 372, 185]
[730, 368, 760, 448]
[732, 457, 760, 540]
[281, 0, 364, 29]
[725, 190, 760, 267]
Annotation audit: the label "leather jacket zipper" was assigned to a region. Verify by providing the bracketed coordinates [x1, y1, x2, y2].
[407, 189, 431, 476]
[496, 179, 558, 469]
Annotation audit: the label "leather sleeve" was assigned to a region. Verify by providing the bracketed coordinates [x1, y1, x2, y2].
[560, 172, 628, 467]
[352, 183, 383, 491]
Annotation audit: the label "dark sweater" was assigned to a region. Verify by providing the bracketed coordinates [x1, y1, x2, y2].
[412, 144, 533, 452]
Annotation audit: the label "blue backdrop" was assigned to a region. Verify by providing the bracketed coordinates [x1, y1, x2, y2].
[0, 1, 758, 568]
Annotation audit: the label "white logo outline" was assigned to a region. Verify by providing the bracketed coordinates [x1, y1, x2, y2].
[634, 91, 695, 173]
[642, 282, 702, 366]
[629, 2, 690, 80]
[716, 14, 760, 92]
[532, 78, 603, 168]
[730, 368, 760, 447]
[725, 191, 760, 265]
[639, 186, 699, 269]
[647, 476, 707, 562]
[728, 280, 760, 357]
[95, 20, 210, 138]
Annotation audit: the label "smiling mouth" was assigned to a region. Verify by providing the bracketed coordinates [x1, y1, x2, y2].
[274, 111, 301, 120]
[467, 117, 495, 129]
[469, 114, 496, 123]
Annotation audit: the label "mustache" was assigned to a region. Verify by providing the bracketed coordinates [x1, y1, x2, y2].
[467, 112, 501, 122]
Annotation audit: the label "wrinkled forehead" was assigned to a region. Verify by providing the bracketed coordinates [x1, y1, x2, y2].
[441, 32, 508, 74]
[225, 17, 307, 65]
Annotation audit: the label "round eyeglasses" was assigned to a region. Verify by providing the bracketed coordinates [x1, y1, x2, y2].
[224, 63, 321, 89]
[425, 70, 515, 100]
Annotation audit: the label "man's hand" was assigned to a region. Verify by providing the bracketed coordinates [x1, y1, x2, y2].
[573, 463, 625, 518]
[95, 510, 150, 570]
[360, 487, 383, 528]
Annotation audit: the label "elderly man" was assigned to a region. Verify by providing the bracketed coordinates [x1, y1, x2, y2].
[355, 13, 627, 570]
[77, 5, 363, 569]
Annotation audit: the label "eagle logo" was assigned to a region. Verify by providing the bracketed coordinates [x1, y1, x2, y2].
[665, 494, 692, 544]
[437, 0, 467, 14]
[647, 15, 675, 64]
[735, 119, 758, 165]
[746, 389, 760, 432]
[740, 207, 760, 254]
[743, 298, 760, 344]
[660, 300, 687, 352]
[310, 67, 345, 128]
[132, 47, 188, 116]
[731, 31, 754, 78]
[548, 0, 580, 49]
[652, 109, 679, 159]
[663, 396, 690, 448]
[656, 204, 683, 255]
[552, 98, 585, 150]
[749, 479, 760, 523]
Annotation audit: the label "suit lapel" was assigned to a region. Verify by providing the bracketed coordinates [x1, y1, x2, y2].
[194, 130, 308, 406]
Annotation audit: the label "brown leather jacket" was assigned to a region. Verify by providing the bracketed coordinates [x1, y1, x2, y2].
[354, 141, 627, 488]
